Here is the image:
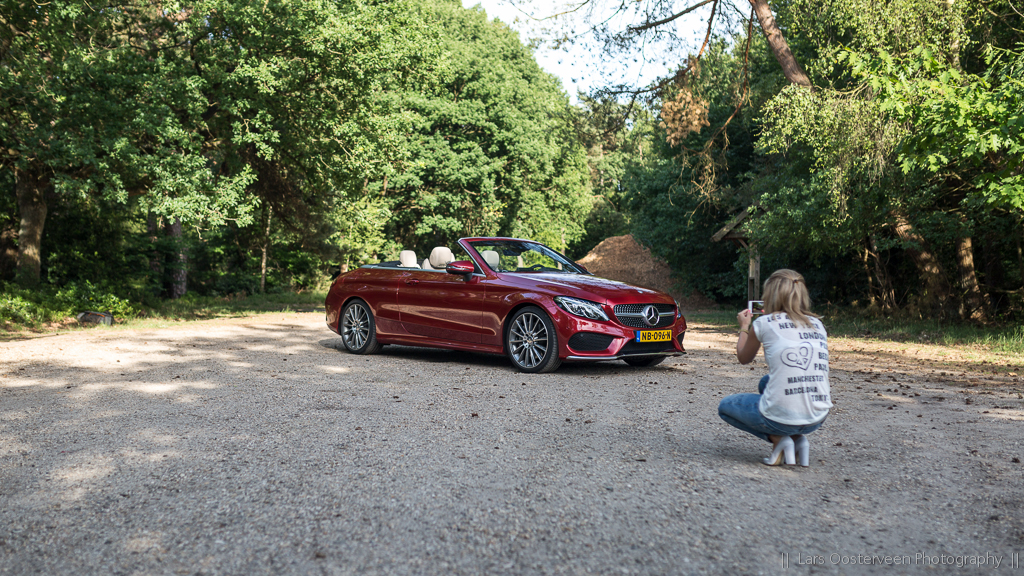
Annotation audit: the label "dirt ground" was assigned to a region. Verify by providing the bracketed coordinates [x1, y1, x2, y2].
[1, 313, 1023, 575]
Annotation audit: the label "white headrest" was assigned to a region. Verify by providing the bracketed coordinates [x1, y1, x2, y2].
[481, 250, 500, 270]
[421, 258, 433, 270]
[399, 250, 419, 268]
[428, 247, 454, 269]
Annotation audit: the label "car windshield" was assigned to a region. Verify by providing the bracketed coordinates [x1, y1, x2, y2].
[468, 240, 586, 274]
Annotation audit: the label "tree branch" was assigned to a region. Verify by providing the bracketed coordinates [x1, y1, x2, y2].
[748, 0, 811, 87]
[506, 0, 594, 22]
[627, 0, 716, 33]
[697, 7, 753, 154]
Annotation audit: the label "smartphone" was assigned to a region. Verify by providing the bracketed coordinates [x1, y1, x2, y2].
[748, 300, 764, 316]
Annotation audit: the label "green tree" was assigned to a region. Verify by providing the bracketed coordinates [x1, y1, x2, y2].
[0, 1, 257, 286]
[378, 1, 591, 257]
[564, 96, 653, 258]
[1, 0, 440, 288]
[750, 1, 1023, 318]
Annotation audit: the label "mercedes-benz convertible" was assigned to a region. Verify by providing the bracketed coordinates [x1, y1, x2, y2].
[325, 237, 686, 373]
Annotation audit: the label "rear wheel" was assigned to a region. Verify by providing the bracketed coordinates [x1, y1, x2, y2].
[505, 306, 561, 373]
[341, 299, 383, 354]
[623, 356, 665, 367]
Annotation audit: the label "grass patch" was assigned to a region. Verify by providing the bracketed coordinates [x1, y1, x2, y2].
[147, 291, 325, 321]
[683, 308, 1024, 356]
[0, 286, 325, 336]
[684, 310, 736, 328]
[823, 315, 1024, 356]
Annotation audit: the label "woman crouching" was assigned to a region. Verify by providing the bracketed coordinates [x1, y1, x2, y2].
[718, 269, 832, 466]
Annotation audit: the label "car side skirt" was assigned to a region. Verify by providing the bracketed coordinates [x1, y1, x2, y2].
[376, 335, 505, 355]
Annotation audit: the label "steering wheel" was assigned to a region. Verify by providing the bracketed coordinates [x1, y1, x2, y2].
[523, 264, 546, 271]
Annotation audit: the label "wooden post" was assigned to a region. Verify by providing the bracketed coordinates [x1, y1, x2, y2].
[710, 208, 759, 300]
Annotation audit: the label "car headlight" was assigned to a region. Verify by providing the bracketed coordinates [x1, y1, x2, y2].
[554, 296, 609, 321]
[674, 299, 683, 319]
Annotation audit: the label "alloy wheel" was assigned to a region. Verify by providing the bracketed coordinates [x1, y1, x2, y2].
[342, 303, 370, 351]
[509, 311, 549, 369]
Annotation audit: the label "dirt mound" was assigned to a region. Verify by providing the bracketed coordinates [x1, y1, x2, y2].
[577, 235, 714, 310]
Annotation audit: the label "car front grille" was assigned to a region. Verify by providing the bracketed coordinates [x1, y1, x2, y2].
[612, 303, 676, 329]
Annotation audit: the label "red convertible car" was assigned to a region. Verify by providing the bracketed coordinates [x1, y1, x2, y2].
[325, 237, 686, 373]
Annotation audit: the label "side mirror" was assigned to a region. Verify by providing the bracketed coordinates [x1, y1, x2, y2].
[445, 260, 475, 275]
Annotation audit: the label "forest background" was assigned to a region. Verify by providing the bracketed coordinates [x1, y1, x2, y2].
[1, 0, 1022, 330]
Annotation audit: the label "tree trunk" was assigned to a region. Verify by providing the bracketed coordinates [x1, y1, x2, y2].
[956, 235, 988, 322]
[14, 168, 48, 287]
[0, 225, 17, 281]
[147, 213, 163, 287]
[979, 231, 1003, 309]
[892, 212, 949, 309]
[260, 205, 272, 294]
[164, 219, 187, 299]
[748, 0, 812, 87]
[864, 237, 896, 312]
[1018, 222, 1024, 289]
[861, 244, 877, 308]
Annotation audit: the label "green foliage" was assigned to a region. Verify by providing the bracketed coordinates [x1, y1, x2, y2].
[0, 292, 36, 325]
[5, 0, 1020, 326]
[1, 0, 444, 289]
[565, 96, 649, 258]
[0, 284, 326, 331]
[752, 84, 900, 257]
[776, 0, 965, 86]
[730, 3, 1024, 316]
[379, 1, 591, 256]
[0, 280, 137, 327]
[847, 45, 1024, 210]
[624, 155, 744, 300]
[41, 195, 154, 291]
[0, 1, 259, 227]
[53, 281, 138, 318]
[623, 40, 770, 301]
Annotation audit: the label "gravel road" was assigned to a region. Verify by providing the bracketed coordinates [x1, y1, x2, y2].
[2, 313, 1022, 575]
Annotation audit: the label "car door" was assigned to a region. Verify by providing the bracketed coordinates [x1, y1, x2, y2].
[339, 266, 409, 336]
[398, 268, 486, 343]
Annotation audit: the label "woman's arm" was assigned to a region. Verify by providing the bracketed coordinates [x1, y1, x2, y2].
[736, 309, 762, 365]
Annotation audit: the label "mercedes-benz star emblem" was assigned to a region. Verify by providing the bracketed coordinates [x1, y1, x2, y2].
[642, 305, 659, 327]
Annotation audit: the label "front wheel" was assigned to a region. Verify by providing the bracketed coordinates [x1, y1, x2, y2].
[505, 306, 561, 373]
[340, 299, 383, 354]
[623, 356, 665, 367]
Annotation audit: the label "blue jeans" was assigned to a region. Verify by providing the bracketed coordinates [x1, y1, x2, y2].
[718, 376, 826, 443]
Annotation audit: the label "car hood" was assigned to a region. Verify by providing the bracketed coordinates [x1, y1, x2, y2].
[501, 273, 671, 304]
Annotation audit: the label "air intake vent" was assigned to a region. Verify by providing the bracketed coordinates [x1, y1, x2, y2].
[619, 340, 675, 355]
[568, 332, 615, 352]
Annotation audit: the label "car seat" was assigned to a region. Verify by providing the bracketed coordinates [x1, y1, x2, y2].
[428, 247, 454, 269]
[481, 250, 500, 271]
[399, 250, 420, 268]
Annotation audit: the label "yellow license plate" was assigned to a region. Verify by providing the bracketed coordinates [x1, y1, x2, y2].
[635, 329, 672, 342]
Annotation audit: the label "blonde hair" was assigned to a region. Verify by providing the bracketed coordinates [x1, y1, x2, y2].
[762, 269, 818, 328]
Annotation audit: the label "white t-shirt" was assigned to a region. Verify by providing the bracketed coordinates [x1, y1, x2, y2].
[751, 312, 832, 425]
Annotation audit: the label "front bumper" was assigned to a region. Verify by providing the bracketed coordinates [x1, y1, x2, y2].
[551, 308, 687, 360]
[565, 350, 684, 361]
